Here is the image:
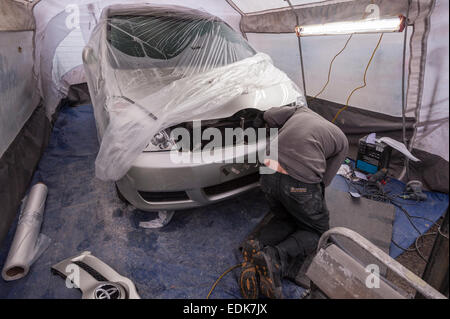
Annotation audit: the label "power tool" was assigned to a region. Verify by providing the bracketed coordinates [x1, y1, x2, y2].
[399, 180, 427, 201]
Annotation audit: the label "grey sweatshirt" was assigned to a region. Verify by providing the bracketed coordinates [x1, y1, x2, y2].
[263, 106, 348, 187]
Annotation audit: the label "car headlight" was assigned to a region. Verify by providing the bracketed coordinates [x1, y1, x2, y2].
[144, 129, 175, 152]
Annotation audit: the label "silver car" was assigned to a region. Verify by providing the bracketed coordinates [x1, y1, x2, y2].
[83, 5, 298, 211]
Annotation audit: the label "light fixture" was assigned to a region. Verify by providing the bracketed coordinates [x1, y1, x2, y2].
[295, 15, 406, 37]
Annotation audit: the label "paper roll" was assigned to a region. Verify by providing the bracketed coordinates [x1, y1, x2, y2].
[2, 183, 51, 281]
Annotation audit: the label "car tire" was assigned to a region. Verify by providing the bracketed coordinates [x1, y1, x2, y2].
[115, 183, 130, 205]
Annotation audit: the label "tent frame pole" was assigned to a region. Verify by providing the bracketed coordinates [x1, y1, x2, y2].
[402, 0, 412, 180]
[285, 0, 307, 97]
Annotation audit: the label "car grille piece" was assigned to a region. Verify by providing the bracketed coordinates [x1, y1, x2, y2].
[204, 173, 259, 197]
[138, 190, 190, 202]
[170, 108, 265, 152]
[72, 261, 109, 282]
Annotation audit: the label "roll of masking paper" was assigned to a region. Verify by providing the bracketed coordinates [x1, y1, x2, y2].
[2, 183, 51, 281]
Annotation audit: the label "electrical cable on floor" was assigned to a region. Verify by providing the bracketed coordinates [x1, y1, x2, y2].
[206, 263, 242, 299]
[391, 230, 438, 264]
[391, 239, 417, 253]
[415, 232, 437, 263]
[331, 33, 384, 123]
[343, 171, 439, 264]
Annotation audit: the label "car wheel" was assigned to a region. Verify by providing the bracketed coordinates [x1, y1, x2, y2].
[115, 184, 130, 205]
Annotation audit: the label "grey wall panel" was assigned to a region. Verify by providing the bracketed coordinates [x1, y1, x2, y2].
[0, 104, 51, 246]
[0, 31, 40, 158]
[0, 0, 35, 31]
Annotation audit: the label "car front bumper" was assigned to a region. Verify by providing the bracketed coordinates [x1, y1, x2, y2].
[116, 143, 264, 211]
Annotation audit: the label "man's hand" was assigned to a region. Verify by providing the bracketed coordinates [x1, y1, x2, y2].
[264, 159, 288, 175]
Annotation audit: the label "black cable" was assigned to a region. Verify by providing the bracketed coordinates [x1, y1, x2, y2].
[415, 232, 437, 263]
[391, 239, 428, 263]
[346, 176, 424, 236]
[391, 239, 417, 253]
[344, 174, 439, 264]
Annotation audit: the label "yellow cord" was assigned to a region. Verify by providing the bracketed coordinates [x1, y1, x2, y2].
[308, 0, 374, 102]
[309, 34, 354, 102]
[331, 33, 384, 123]
[206, 263, 242, 299]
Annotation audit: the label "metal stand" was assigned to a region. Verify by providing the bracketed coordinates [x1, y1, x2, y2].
[313, 227, 446, 299]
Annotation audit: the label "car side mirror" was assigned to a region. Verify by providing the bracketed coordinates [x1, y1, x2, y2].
[82, 46, 96, 65]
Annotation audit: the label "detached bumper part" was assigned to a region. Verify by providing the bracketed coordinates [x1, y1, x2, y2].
[51, 251, 140, 299]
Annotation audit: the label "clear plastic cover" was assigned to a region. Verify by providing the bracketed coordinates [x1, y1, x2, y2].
[83, 4, 302, 181]
[1, 183, 51, 281]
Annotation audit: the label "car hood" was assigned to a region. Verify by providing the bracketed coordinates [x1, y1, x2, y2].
[112, 66, 300, 122]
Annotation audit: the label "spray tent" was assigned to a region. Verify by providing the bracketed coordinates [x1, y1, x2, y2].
[0, 0, 448, 300]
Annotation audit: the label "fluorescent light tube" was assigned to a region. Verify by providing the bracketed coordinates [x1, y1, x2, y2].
[295, 16, 406, 37]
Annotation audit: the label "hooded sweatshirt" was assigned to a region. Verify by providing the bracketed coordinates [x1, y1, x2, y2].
[263, 105, 348, 187]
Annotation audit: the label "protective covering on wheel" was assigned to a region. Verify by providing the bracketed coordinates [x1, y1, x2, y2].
[83, 4, 302, 181]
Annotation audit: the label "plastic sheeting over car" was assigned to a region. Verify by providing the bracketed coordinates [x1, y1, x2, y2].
[83, 5, 302, 181]
[33, 0, 242, 119]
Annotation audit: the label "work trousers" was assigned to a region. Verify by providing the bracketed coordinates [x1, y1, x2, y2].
[257, 171, 330, 279]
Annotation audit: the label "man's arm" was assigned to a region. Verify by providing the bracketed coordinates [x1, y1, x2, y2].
[322, 137, 349, 187]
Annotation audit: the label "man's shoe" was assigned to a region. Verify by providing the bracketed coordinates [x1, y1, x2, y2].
[239, 239, 263, 299]
[239, 262, 259, 299]
[241, 239, 263, 262]
[253, 246, 283, 299]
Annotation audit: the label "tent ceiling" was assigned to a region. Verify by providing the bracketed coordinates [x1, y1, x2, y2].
[230, 0, 331, 14]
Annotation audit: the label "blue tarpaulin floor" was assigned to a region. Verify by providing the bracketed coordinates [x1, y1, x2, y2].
[0, 104, 448, 298]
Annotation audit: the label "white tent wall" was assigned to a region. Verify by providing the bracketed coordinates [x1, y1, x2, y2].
[237, 0, 448, 192]
[247, 31, 411, 116]
[412, 0, 449, 161]
[240, 0, 429, 116]
[247, 33, 301, 96]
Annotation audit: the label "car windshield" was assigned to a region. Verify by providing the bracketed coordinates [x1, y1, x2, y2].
[107, 14, 256, 69]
